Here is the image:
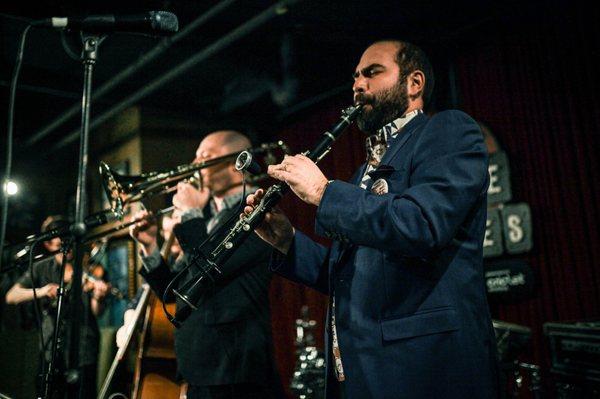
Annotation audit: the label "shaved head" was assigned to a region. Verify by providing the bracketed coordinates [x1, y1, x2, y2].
[195, 130, 252, 196]
[205, 130, 251, 154]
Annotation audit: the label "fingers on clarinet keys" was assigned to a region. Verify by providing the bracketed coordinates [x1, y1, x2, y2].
[246, 189, 264, 206]
[242, 189, 265, 219]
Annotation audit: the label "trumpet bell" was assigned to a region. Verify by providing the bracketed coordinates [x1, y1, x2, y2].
[99, 161, 125, 214]
[99, 161, 171, 213]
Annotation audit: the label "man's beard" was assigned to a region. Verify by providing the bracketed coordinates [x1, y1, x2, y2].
[356, 80, 409, 134]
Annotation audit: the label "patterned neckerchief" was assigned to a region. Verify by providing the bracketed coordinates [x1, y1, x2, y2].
[365, 109, 423, 167]
[359, 109, 423, 190]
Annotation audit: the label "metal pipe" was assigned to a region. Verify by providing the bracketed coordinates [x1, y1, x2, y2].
[26, 0, 238, 146]
[50, 0, 300, 152]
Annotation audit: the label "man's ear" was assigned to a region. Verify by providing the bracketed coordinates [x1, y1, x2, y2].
[407, 70, 425, 100]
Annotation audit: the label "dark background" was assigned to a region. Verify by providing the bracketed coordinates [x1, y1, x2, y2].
[1, 0, 599, 397]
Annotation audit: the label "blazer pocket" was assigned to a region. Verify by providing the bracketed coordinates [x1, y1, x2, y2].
[385, 169, 408, 193]
[381, 307, 460, 341]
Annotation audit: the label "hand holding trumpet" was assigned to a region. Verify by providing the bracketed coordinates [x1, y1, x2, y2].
[129, 210, 159, 256]
[172, 181, 210, 212]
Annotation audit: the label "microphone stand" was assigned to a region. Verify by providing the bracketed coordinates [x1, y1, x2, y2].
[43, 33, 103, 399]
[43, 238, 73, 399]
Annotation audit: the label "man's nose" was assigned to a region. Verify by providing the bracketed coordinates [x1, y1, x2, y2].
[353, 76, 367, 94]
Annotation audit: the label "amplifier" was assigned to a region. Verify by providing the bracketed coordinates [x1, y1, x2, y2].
[543, 321, 600, 383]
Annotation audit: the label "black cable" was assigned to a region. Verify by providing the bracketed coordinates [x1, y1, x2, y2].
[60, 31, 81, 61]
[0, 24, 32, 271]
[161, 257, 193, 323]
[0, 12, 33, 23]
[239, 172, 248, 213]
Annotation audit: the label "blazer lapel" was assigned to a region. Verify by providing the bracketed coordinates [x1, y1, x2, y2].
[379, 113, 428, 166]
[333, 114, 428, 268]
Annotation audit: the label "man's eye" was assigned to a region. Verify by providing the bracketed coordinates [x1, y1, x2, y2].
[365, 69, 377, 78]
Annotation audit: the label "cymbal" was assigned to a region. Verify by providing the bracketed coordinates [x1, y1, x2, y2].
[492, 319, 531, 334]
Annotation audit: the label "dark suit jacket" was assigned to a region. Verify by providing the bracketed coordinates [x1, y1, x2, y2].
[140, 205, 280, 389]
[273, 110, 498, 398]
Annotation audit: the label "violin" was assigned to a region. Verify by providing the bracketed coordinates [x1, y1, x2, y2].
[83, 268, 124, 300]
[56, 240, 124, 300]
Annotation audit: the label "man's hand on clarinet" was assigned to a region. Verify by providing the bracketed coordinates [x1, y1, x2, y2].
[268, 154, 329, 206]
[244, 189, 294, 255]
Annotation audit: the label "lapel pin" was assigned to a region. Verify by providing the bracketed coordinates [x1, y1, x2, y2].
[371, 178, 389, 195]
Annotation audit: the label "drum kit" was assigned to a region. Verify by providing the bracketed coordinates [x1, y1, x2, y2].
[492, 319, 542, 398]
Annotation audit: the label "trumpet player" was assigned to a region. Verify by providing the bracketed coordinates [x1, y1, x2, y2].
[130, 130, 282, 399]
[5, 215, 108, 398]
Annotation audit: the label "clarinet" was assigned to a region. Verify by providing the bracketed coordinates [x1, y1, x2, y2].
[170, 103, 363, 325]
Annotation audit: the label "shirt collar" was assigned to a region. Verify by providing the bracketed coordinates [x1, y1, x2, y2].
[209, 188, 252, 215]
[377, 109, 423, 139]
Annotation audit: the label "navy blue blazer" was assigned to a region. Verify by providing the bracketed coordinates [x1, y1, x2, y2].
[273, 110, 498, 398]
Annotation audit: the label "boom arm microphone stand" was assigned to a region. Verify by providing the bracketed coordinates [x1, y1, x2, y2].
[43, 33, 103, 399]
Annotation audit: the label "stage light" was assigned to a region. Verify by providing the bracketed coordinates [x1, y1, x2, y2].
[4, 181, 18, 196]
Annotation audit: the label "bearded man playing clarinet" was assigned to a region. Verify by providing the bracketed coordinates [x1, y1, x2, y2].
[245, 40, 499, 398]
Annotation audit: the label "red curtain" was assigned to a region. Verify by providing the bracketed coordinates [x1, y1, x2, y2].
[454, 1, 600, 384]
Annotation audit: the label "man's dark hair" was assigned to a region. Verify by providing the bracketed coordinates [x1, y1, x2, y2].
[390, 40, 435, 106]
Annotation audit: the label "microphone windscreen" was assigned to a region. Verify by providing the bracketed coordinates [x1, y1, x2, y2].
[150, 11, 179, 33]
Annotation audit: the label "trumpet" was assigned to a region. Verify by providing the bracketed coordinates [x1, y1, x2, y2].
[100, 141, 289, 214]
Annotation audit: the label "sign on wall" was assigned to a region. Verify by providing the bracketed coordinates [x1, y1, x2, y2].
[488, 151, 512, 205]
[483, 150, 533, 258]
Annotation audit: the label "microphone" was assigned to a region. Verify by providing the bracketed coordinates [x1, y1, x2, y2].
[235, 151, 262, 176]
[84, 209, 122, 228]
[34, 11, 179, 35]
[23, 210, 122, 243]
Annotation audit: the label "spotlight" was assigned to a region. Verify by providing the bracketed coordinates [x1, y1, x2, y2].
[4, 181, 18, 196]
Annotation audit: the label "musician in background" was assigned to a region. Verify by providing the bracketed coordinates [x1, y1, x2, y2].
[245, 40, 498, 398]
[115, 210, 182, 349]
[5, 215, 109, 398]
[130, 130, 282, 399]
[160, 209, 183, 265]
